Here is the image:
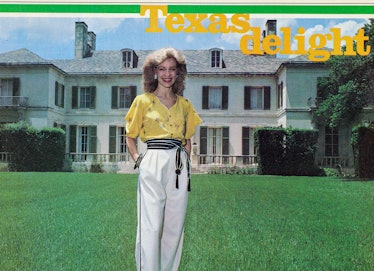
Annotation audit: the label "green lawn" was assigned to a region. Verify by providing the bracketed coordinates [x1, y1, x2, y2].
[0, 173, 373, 271]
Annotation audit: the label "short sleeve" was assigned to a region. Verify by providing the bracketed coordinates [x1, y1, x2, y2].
[125, 95, 143, 139]
[184, 98, 202, 139]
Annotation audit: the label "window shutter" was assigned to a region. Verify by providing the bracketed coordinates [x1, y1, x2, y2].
[61, 85, 65, 108]
[55, 81, 59, 106]
[264, 86, 271, 110]
[222, 127, 229, 155]
[69, 125, 77, 153]
[72, 86, 78, 109]
[109, 126, 117, 153]
[200, 127, 207, 154]
[222, 86, 228, 110]
[89, 126, 97, 153]
[130, 86, 137, 105]
[111, 86, 118, 109]
[244, 86, 251, 109]
[13, 78, 20, 96]
[90, 86, 96, 109]
[202, 86, 209, 109]
[242, 127, 250, 155]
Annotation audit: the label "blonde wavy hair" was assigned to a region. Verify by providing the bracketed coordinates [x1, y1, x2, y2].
[142, 47, 187, 95]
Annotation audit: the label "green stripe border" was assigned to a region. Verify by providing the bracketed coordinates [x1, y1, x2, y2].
[0, 4, 373, 14]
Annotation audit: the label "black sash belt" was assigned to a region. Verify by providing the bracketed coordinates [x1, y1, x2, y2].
[146, 139, 191, 191]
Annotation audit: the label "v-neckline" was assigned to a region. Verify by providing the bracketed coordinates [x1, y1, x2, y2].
[153, 93, 178, 110]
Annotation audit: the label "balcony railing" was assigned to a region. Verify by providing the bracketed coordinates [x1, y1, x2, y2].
[0, 152, 12, 163]
[0, 96, 29, 108]
[67, 153, 131, 163]
[318, 156, 350, 167]
[199, 155, 257, 165]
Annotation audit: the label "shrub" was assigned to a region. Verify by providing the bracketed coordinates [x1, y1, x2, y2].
[1, 122, 65, 172]
[254, 127, 321, 176]
[351, 124, 374, 178]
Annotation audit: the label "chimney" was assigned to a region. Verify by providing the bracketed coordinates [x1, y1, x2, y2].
[75, 22, 95, 59]
[265, 20, 277, 36]
[87, 31, 96, 52]
[264, 20, 277, 57]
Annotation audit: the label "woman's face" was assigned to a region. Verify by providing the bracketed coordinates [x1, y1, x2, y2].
[155, 58, 178, 89]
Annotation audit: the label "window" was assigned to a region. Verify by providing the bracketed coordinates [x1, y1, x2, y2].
[0, 78, 19, 106]
[72, 86, 96, 109]
[325, 126, 339, 157]
[69, 125, 97, 160]
[55, 81, 65, 108]
[200, 126, 229, 164]
[121, 49, 138, 68]
[210, 49, 222, 68]
[277, 82, 283, 109]
[111, 86, 137, 109]
[244, 86, 271, 110]
[109, 126, 128, 161]
[202, 86, 228, 110]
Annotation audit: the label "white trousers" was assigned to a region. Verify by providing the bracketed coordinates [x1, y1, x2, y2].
[135, 148, 189, 271]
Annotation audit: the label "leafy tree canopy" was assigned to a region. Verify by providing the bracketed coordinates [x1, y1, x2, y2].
[316, 19, 374, 128]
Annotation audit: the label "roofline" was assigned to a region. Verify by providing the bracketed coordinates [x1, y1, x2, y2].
[276, 61, 326, 75]
[0, 62, 68, 75]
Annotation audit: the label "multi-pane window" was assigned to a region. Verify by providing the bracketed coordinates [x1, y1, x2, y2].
[244, 86, 271, 110]
[200, 126, 229, 164]
[211, 49, 222, 68]
[0, 78, 19, 106]
[72, 86, 96, 109]
[109, 126, 128, 161]
[121, 49, 138, 68]
[123, 50, 132, 68]
[69, 125, 97, 155]
[111, 86, 137, 109]
[202, 86, 228, 110]
[55, 81, 65, 108]
[325, 126, 339, 157]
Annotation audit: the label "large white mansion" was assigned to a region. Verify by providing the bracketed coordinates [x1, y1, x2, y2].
[1, 21, 372, 172]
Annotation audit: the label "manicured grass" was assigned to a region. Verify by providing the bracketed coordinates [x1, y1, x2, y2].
[0, 173, 373, 270]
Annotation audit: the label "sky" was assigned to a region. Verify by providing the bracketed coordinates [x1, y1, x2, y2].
[0, 14, 370, 60]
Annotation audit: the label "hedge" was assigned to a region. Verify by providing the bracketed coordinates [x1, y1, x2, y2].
[0, 122, 65, 172]
[351, 125, 374, 178]
[254, 127, 321, 176]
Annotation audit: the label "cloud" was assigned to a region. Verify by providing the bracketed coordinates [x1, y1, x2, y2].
[185, 35, 194, 43]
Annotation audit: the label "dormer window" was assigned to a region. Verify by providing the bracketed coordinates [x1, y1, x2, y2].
[121, 49, 138, 68]
[210, 48, 224, 68]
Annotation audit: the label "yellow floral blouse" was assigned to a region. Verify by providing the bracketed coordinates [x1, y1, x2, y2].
[125, 93, 202, 145]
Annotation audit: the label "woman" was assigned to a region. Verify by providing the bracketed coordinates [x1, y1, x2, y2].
[125, 47, 202, 271]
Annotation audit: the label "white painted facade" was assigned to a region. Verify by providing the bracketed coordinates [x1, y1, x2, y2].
[1, 21, 372, 172]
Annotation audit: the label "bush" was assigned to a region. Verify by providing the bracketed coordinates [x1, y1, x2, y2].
[1, 122, 65, 172]
[254, 127, 321, 176]
[351, 124, 374, 178]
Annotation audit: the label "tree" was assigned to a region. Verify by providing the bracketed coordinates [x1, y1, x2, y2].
[315, 19, 374, 128]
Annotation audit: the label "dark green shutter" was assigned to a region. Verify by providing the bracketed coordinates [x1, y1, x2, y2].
[200, 127, 207, 154]
[264, 86, 271, 110]
[202, 86, 209, 109]
[90, 86, 96, 109]
[69, 125, 77, 153]
[72, 86, 78, 109]
[13, 78, 20, 96]
[89, 126, 97, 153]
[222, 127, 229, 155]
[112, 86, 118, 109]
[244, 86, 251, 109]
[61, 85, 65, 108]
[55, 81, 58, 106]
[130, 86, 137, 105]
[109, 126, 117, 153]
[222, 86, 228, 110]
